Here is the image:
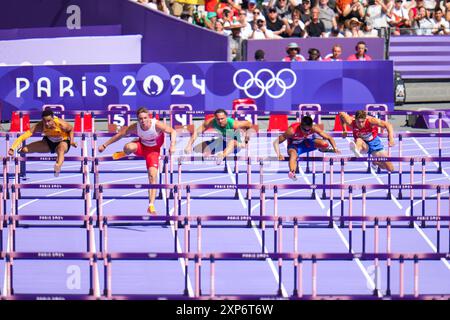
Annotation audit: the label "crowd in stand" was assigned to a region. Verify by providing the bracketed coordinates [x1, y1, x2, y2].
[134, 0, 450, 37]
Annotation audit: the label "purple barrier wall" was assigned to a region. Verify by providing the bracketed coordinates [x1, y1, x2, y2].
[389, 36, 450, 79]
[0, 0, 228, 63]
[0, 0, 122, 29]
[121, 2, 228, 62]
[246, 38, 385, 61]
[0, 25, 121, 41]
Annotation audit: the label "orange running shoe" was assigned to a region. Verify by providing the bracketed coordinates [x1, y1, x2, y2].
[112, 151, 127, 160]
[147, 204, 157, 215]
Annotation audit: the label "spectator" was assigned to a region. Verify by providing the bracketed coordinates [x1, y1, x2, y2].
[215, 20, 225, 34]
[305, 7, 326, 37]
[266, 7, 289, 37]
[170, 0, 194, 20]
[362, 21, 379, 36]
[344, 17, 365, 36]
[325, 26, 345, 36]
[205, 12, 218, 30]
[388, 0, 411, 35]
[238, 9, 254, 39]
[250, 18, 275, 38]
[205, 0, 220, 16]
[347, 41, 373, 60]
[229, 25, 243, 61]
[269, 0, 294, 20]
[324, 44, 343, 60]
[246, 0, 259, 21]
[432, 7, 450, 34]
[319, 0, 338, 32]
[336, 0, 353, 22]
[299, 0, 313, 23]
[307, 48, 322, 60]
[342, 0, 366, 23]
[366, 0, 390, 30]
[413, 6, 434, 34]
[250, 8, 264, 24]
[222, 8, 239, 35]
[287, 7, 307, 37]
[254, 49, 266, 61]
[282, 42, 306, 61]
[409, 0, 426, 23]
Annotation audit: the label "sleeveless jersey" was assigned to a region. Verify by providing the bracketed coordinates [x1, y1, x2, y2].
[137, 118, 160, 147]
[351, 119, 378, 142]
[287, 122, 314, 145]
[42, 117, 69, 142]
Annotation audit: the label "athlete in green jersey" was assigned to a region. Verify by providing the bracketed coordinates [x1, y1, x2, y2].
[184, 108, 253, 165]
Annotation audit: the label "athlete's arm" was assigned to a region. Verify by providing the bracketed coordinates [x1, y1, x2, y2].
[98, 123, 137, 153]
[184, 118, 214, 154]
[8, 121, 42, 156]
[368, 116, 395, 147]
[338, 112, 353, 137]
[59, 119, 77, 148]
[156, 121, 177, 154]
[233, 120, 253, 144]
[313, 125, 340, 154]
[273, 127, 294, 160]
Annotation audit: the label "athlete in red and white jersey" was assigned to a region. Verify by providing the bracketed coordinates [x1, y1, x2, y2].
[99, 107, 177, 214]
[339, 110, 395, 172]
[274, 115, 339, 181]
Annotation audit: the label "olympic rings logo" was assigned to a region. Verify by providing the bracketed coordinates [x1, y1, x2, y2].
[233, 68, 297, 99]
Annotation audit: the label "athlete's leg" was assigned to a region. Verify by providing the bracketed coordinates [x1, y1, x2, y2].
[20, 140, 51, 154]
[371, 150, 394, 172]
[54, 141, 69, 176]
[288, 148, 298, 181]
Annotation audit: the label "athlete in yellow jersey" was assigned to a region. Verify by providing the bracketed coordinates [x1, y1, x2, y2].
[8, 109, 77, 177]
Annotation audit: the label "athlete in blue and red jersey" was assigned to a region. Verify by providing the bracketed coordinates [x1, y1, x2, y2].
[274, 115, 340, 181]
[339, 110, 395, 172]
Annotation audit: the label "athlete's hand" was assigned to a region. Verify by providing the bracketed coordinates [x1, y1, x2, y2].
[71, 141, 78, 148]
[98, 144, 106, 153]
[334, 148, 341, 155]
[278, 154, 285, 161]
[388, 139, 395, 147]
[8, 148, 14, 156]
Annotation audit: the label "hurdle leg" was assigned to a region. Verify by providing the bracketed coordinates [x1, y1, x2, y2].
[409, 159, 414, 228]
[277, 218, 283, 297]
[436, 186, 441, 253]
[421, 159, 426, 228]
[362, 186, 367, 253]
[386, 218, 391, 296]
[329, 159, 334, 228]
[398, 135, 403, 199]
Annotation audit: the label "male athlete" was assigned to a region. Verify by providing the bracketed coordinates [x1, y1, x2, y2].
[98, 107, 177, 215]
[273, 115, 340, 181]
[8, 109, 77, 177]
[339, 110, 394, 172]
[184, 109, 253, 165]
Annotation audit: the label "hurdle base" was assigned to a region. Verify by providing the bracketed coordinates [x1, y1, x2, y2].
[277, 289, 283, 297]
[385, 289, 391, 297]
[373, 289, 380, 297]
[183, 289, 189, 296]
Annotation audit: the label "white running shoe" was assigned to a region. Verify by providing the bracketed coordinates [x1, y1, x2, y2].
[349, 141, 362, 157]
[288, 171, 297, 181]
[215, 152, 224, 166]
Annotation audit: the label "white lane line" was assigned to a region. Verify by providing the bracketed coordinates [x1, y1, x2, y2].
[93, 173, 231, 297]
[225, 162, 289, 298]
[298, 166, 381, 297]
[405, 192, 450, 270]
